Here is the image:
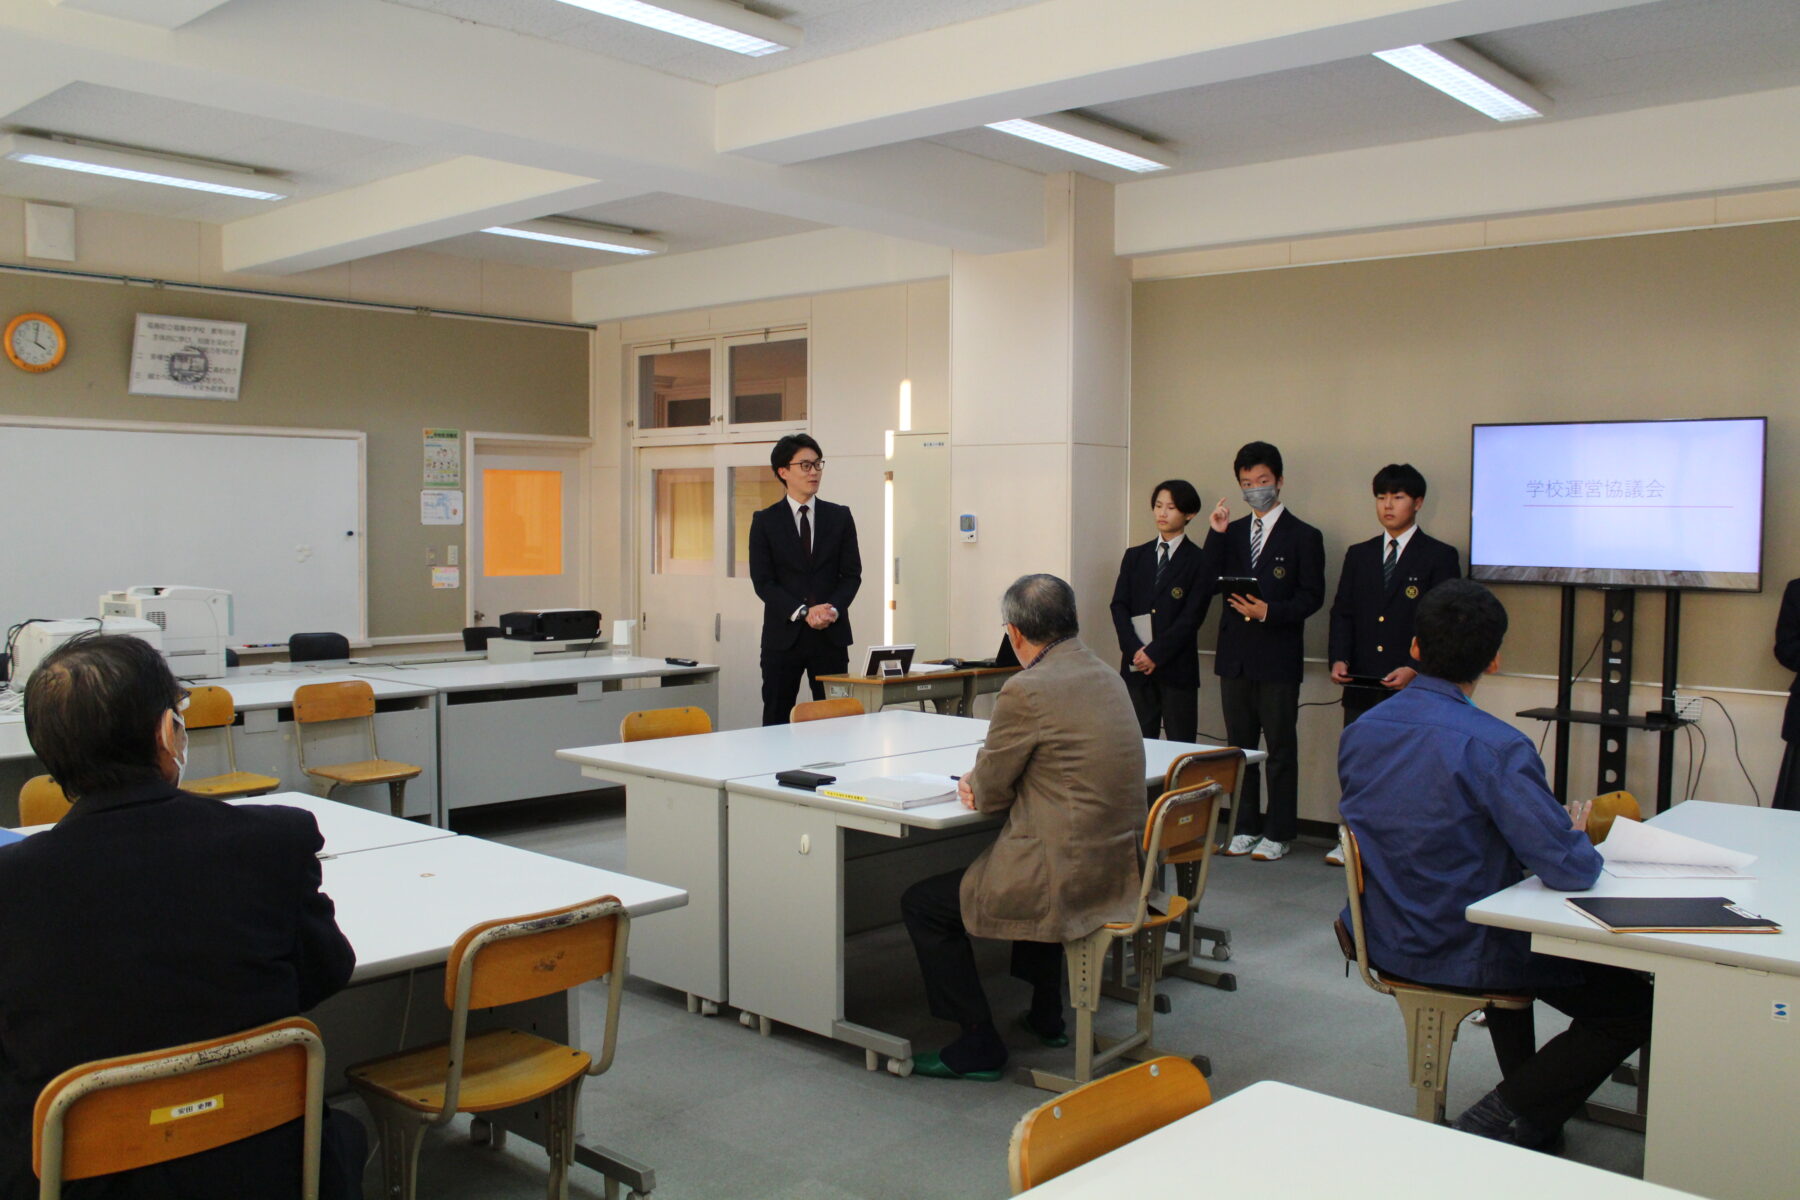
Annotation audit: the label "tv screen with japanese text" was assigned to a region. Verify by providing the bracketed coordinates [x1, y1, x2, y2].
[1469, 417, 1765, 591]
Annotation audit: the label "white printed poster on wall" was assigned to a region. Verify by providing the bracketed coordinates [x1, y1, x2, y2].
[129, 314, 248, 400]
[421, 489, 464, 525]
[423, 427, 462, 487]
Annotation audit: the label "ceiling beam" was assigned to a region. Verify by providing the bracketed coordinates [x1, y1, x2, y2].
[716, 0, 1667, 164]
[1113, 85, 1800, 256]
[0, 0, 1045, 254]
[221, 158, 636, 275]
[49, 0, 234, 30]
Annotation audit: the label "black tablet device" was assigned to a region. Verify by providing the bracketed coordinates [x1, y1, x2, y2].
[1218, 575, 1263, 602]
[1343, 674, 1389, 690]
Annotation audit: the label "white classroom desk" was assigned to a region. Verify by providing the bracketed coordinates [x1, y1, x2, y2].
[1467, 801, 1798, 1200]
[356, 656, 718, 817]
[1021, 1081, 1695, 1199]
[236, 792, 453, 858]
[556, 710, 994, 1013]
[723, 735, 1264, 1073]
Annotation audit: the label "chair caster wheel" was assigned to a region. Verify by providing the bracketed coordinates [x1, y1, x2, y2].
[1211, 945, 1232, 961]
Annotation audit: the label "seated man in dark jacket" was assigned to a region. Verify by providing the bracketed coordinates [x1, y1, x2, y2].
[1338, 581, 1650, 1150]
[0, 635, 364, 1199]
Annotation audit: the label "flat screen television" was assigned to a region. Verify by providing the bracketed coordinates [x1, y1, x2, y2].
[1469, 417, 1765, 592]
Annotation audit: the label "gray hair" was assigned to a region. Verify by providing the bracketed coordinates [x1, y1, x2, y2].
[1001, 574, 1079, 644]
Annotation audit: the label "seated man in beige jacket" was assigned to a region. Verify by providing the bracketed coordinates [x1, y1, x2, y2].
[901, 573, 1146, 1080]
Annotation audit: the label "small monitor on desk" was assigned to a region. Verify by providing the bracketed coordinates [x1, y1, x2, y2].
[860, 644, 915, 678]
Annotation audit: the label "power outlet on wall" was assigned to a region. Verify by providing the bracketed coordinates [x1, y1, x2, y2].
[1671, 693, 1703, 723]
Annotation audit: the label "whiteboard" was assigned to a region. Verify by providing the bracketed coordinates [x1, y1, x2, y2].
[0, 419, 365, 646]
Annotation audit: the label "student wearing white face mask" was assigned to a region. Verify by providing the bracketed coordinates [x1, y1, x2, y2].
[0, 635, 365, 1200]
[1202, 441, 1326, 862]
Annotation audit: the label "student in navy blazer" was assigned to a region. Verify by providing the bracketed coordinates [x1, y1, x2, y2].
[1110, 479, 1210, 742]
[1202, 441, 1326, 861]
[747, 434, 862, 725]
[1329, 463, 1462, 725]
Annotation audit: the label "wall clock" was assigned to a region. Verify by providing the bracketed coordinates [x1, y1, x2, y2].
[5, 313, 67, 373]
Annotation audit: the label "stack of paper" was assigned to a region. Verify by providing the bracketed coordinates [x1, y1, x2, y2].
[906, 662, 959, 676]
[818, 773, 958, 809]
[1598, 817, 1757, 879]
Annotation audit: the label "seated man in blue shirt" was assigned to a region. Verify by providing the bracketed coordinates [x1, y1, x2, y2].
[1338, 579, 1651, 1149]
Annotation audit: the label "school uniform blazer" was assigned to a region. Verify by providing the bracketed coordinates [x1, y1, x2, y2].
[747, 496, 861, 652]
[1328, 530, 1461, 678]
[0, 778, 354, 1200]
[960, 639, 1146, 944]
[1108, 537, 1209, 687]
[1201, 510, 1326, 684]
[1777, 578, 1800, 743]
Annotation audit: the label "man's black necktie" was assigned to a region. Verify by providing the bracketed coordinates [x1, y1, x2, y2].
[1383, 537, 1398, 589]
[1155, 540, 1169, 589]
[799, 504, 812, 560]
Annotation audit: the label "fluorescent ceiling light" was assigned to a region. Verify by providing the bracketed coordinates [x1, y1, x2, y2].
[551, 0, 801, 57]
[0, 132, 287, 200]
[483, 218, 665, 256]
[1373, 41, 1551, 122]
[984, 113, 1175, 173]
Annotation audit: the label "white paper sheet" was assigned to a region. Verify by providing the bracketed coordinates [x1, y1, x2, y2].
[1130, 614, 1152, 670]
[1598, 816, 1758, 878]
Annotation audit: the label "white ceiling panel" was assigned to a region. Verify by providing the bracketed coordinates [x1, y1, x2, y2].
[384, 0, 1045, 84]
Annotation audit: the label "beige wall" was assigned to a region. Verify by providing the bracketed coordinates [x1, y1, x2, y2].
[0, 219, 589, 638]
[1132, 219, 1800, 815]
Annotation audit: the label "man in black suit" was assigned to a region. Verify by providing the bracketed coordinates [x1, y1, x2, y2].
[1203, 441, 1326, 862]
[0, 635, 363, 1200]
[1776, 578, 1800, 811]
[1325, 463, 1461, 863]
[748, 434, 862, 726]
[1110, 479, 1210, 742]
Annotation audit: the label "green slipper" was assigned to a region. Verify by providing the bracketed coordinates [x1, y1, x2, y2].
[1015, 1012, 1070, 1049]
[911, 1051, 1003, 1082]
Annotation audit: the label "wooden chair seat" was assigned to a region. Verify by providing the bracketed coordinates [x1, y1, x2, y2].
[1104, 894, 1188, 932]
[1332, 917, 1528, 1004]
[303, 759, 422, 785]
[185, 770, 282, 799]
[348, 1029, 590, 1115]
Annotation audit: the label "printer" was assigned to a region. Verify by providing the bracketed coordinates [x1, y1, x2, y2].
[99, 586, 232, 680]
[7, 617, 163, 692]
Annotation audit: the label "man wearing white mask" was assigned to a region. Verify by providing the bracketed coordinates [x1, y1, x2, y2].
[0, 634, 364, 1200]
[1204, 441, 1326, 861]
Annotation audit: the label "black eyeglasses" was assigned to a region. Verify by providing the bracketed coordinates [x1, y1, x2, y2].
[787, 458, 825, 473]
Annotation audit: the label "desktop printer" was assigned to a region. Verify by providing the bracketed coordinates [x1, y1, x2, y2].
[99, 586, 232, 680]
[498, 608, 601, 642]
[7, 617, 163, 692]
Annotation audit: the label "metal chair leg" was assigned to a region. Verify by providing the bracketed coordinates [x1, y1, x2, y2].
[387, 779, 407, 819]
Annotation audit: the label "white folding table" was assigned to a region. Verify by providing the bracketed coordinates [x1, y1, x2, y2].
[230, 791, 454, 857]
[1468, 801, 1799, 1200]
[723, 736, 1263, 1073]
[556, 710, 993, 1012]
[1020, 1080, 1694, 1198]
[357, 656, 717, 817]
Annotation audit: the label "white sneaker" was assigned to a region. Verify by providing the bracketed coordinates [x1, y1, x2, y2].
[1251, 838, 1289, 861]
[1222, 834, 1259, 857]
[1324, 843, 1345, 866]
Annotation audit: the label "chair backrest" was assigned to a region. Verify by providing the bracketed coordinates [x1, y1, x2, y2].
[1107, 780, 1220, 936]
[182, 685, 237, 732]
[19, 775, 72, 826]
[462, 625, 503, 652]
[1336, 828, 1392, 996]
[287, 632, 349, 662]
[619, 706, 712, 742]
[438, 897, 631, 1113]
[292, 680, 375, 725]
[1006, 1056, 1211, 1193]
[1587, 790, 1641, 845]
[791, 697, 864, 723]
[1163, 746, 1244, 798]
[34, 1016, 325, 1198]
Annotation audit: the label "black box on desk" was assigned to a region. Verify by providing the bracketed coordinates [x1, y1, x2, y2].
[498, 609, 601, 641]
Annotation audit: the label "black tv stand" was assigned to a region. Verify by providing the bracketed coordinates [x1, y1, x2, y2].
[1517, 585, 1692, 813]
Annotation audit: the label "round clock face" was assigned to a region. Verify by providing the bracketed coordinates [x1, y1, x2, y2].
[6, 314, 65, 372]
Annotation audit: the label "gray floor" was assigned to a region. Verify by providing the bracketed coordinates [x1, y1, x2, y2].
[354, 791, 1646, 1199]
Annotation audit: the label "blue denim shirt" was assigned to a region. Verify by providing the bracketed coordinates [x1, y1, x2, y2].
[1337, 675, 1602, 989]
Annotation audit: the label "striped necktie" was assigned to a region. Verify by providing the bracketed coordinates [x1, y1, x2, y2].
[1155, 540, 1169, 589]
[1383, 537, 1398, 589]
[1249, 517, 1264, 569]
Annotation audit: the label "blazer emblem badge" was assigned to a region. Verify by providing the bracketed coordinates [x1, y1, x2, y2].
[1273, 567, 1286, 579]
[1405, 585, 1420, 599]
[1171, 587, 1184, 599]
